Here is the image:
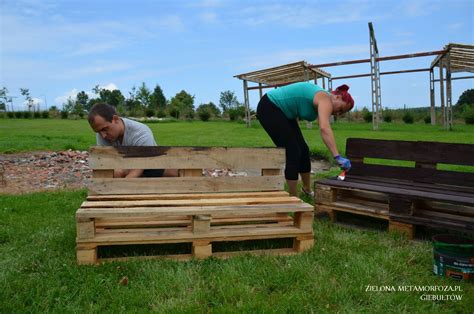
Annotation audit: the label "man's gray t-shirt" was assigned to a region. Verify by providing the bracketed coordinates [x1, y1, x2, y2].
[96, 117, 157, 146]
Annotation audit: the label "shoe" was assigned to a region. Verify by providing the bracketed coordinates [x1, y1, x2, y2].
[301, 187, 314, 198]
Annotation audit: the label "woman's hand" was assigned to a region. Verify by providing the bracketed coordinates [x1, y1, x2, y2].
[334, 155, 351, 170]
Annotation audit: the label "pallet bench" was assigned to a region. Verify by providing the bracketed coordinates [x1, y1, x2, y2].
[76, 146, 314, 264]
[314, 138, 474, 238]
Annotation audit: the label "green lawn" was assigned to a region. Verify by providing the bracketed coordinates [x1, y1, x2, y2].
[1, 119, 474, 159]
[1, 190, 472, 312]
[1, 119, 473, 312]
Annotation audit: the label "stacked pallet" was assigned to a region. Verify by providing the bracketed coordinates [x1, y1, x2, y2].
[76, 146, 314, 264]
[315, 139, 474, 238]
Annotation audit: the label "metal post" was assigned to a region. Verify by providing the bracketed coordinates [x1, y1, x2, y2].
[429, 69, 436, 125]
[244, 80, 250, 127]
[439, 59, 445, 128]
[446, 53, 453, 130]
[369, 22, 381, 130]
[258, 83, 263, 99]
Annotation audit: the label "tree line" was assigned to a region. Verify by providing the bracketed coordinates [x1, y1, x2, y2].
[0, 83, 249, 122]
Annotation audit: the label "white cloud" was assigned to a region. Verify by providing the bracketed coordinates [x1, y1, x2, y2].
[100, 83, 119, 91]
[55, 89, 79, 105]
[54, 83, 117, 106]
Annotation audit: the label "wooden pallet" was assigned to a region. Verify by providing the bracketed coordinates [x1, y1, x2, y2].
[77, 191, 314, 264]
[76, 146, 314, 264]
[315, 184, 474, 239]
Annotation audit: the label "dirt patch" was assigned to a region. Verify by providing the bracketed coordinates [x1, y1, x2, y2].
[0, 150, 331, 195]
[0, 150, 91, 195]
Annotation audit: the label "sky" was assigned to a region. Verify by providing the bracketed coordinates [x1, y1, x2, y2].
[1, 0, 473, 112]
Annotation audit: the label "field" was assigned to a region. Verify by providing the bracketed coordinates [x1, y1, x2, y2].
[1, 119, 473, 312]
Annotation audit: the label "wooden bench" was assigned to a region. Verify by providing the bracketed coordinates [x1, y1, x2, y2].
[76, 146, 314, 264]
[314, 138, 474, 238]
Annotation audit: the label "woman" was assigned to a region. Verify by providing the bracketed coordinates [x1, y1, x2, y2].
[257, 82, 354, 197]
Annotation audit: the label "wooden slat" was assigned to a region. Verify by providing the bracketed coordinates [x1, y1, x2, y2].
[81, 196, 301, 209]
[89, 146, 285, 170]
[76, 225, 310, 245]
[76, 203, 313, 219]
[348, 165, 474, 189]
[346, 138, 474, 166]
[87, 191, 289, 201]
[88, 176, 285, 194]
[316, 179, 474, 205]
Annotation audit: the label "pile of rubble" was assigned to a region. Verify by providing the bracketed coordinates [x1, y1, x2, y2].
[0, 150, 91, 194]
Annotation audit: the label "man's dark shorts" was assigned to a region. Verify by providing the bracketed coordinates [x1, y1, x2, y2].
[142, 169, 165, 177]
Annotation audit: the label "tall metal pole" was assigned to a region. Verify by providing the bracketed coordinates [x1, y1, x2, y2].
[446, 53, 453, 130]
[429, 69, 436, 125]
[243, 80, 251, 128]
[369, 22, 381, 130]
[439, 59, 445, 128]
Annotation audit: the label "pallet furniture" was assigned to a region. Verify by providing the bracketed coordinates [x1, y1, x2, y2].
[315, 138, 474, 238]
[76, 146, 314, 265]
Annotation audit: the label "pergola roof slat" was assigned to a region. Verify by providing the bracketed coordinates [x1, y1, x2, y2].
[234, 61, 331, 85]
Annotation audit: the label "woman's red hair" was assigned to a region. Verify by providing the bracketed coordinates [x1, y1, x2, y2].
[331, 84, 354, 110]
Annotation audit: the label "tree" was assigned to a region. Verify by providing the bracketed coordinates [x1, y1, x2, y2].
[169, 90, 194, 119]
[0, 87, 8, 111]
[20, 88, 35, 111]
[136, 82, 152, 108]
[151, 84, 167, 110]
[77, 91, 90, 111]
[455, 88, 474, 113]
[219, 90, 239, 113]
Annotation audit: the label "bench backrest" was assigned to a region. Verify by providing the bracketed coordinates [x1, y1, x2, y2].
[346, 138, 474, 188]
[88, 146, 285, 195]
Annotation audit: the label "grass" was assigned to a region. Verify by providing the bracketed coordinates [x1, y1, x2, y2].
[1, 119, 474, 158]
[1, 190, 473, 312]
[1, 119, 473, 311]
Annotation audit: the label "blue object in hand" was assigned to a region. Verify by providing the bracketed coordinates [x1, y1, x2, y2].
[334, 155, 351, 170]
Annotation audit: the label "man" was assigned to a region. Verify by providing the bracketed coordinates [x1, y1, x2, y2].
[88, 103, 178, 178]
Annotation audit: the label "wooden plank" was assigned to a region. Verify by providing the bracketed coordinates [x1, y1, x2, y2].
[293, 235, 314, 252]
[346, 138, 474, 166]
[294, 212, 314, 231]
[76, 225, 311, 245]
[179, 169, 202, 177]
[348, 163, 474, 187]
[89, 146, 285, 170]
[261, 169, 281, 176]
[76, 219, 95, 239]
[87, 191, 290, 201]
[316, 179, 474, 205]
[316, 203, 389, 219]
[388, 221, 414, 239]
[88, 176, 285, 195]
[95, 213, 293, 229]
[192, 215, 211, 233]
[93, 170, 114, 178]
[192, 241, 212, 259]
[77, 248, 97, 265]
[77, 203, 313, 219]
[81, 196, 301, 209]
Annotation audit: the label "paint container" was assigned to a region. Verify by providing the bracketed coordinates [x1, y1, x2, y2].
[432, 234, 474, 282]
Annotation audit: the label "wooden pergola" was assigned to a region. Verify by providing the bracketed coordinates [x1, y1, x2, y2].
[430, 43, 474, 130]
[234, 61, 331, 127]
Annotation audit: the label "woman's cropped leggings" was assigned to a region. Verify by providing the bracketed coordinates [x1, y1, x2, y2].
[257, 94, 311, 180]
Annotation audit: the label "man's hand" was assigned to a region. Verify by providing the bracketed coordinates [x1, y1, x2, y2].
[334, 155, 351, 170]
